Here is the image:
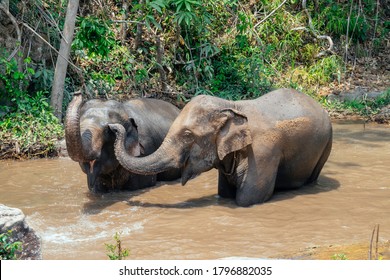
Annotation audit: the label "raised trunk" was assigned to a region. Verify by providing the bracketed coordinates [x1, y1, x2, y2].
[110, 124, 178, 175]
[65, 92, 86, 162]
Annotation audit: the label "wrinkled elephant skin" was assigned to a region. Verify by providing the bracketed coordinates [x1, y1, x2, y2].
[110, 88, 332, 206]
[65, 93, 181, 192]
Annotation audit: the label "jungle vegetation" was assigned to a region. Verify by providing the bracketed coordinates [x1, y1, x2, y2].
[0, 0, 389, 159]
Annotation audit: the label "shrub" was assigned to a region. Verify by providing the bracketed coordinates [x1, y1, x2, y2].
[0, 54, 64, 159]
[0, 230, 22, 260]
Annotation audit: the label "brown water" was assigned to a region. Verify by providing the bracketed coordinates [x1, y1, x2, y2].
[1, 121, 389, 260]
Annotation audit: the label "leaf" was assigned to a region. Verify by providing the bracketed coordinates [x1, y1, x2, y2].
[185, 1, 192, 12]
[149, 3, 162, 13]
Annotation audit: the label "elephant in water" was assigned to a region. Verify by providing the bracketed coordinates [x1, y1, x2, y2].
[65, 92, 181, 192]
[109, 88, 332, 206]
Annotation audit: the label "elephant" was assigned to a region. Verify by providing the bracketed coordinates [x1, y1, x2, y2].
[109, 88, 333, 207]
[64, 92, 181, 193]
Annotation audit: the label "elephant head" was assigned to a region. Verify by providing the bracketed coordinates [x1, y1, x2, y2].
[109, 95, 252, 185]
[65, 93, 142, 192]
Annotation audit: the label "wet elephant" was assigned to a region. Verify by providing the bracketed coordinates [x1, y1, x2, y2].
[109, 88, 333, 206]
[65, 92, 181, 192]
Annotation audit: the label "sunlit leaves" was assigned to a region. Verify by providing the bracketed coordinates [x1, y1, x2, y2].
[171, 0, 201, 26]
[72, 16, 116, 58]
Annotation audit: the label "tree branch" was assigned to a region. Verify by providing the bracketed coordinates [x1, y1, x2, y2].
[293, 0, 334, 57]
[22, 22, 82, 72]
[254, 0, 288, 29]
[0, 3, 22, 71]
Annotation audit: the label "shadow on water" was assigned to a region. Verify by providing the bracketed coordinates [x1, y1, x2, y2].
[124, 175, 340, 209]
[81, 179, 183, 214]
[272, 175, 340, 203]
[327, 160, 361, 168]
[126, 194, 236, 209]
[82, 188, 151, 215]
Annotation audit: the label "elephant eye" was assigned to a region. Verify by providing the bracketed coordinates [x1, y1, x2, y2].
[183, 129, 194, 143]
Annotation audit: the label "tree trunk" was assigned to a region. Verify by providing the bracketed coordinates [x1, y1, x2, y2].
[50, 0, 79, 122]
[156, 34, 168, 93]
[1, 0, 9, 10]
[134, 0, 143, 50]
[121, 0, 129, 43]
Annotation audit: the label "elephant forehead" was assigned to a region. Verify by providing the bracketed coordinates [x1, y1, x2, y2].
[82, 108, 108, 120]
[180, 106, 214, 127]
[80, 118, 107, 130]
[183, 96, 221, 117]
[82, 108, 125, 125]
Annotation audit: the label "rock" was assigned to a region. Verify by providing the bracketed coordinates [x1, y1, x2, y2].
[373, 105, 390, 124]
[56, 139, 68, 157]
[327, 87, 384, 103]
[0, 204, 42, 260]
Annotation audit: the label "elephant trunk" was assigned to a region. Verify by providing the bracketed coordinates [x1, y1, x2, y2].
[109, 123, 179, 175]
[65, 91, 87, 162]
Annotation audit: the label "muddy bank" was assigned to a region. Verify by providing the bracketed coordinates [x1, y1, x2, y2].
[274, 241, 390, 260]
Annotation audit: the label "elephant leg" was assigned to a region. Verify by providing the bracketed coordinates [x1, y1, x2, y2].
[218, 170, 236, 199]
[306, 136, 332, 184]
[235, 152, 280, 207]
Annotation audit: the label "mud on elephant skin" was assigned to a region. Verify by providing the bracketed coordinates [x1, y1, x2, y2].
[65, 92, 181, 193]
[109, 88, 333, 207]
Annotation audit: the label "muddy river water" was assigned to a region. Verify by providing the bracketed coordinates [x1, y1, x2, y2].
[1, 121, 389, 260]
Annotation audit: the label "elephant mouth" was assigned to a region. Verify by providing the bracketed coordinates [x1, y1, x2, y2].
[181, 170, 200, 186]
[180, 154, 196, 185]
[180, 155, 203, 186]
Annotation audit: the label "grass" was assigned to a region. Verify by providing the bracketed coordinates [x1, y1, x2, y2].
[0, 112, 64, 159]
[320, 88, 390, 119]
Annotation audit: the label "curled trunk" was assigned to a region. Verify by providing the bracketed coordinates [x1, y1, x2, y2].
[65, 92, 86, 162]
[110, 123, 178, 175]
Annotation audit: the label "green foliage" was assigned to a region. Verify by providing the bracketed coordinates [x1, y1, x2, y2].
[73, 16, 116, 58]
[171, 0, 202, 26]
[323, 89, 390, 117]
[308, 55, 343, 85]
[70, 0, 385, 101]
[32, 63, 55, 93]
[131, 0, 168, 30]
[314, 0, 388, 44]
[331, 253, 348, 260]
[373, 89, 390, 108]
[105, 232, 130, 260]
[210, 43, 272, 100]
[0, 230, 22, 260]
[0, 55, 32, 112]
[0, 54, 64, 159]
[349, 90, 390, 116]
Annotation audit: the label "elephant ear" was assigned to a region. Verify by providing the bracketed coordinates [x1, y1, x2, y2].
[123, 118, 144, 156]
[216, 108, 252, 160]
